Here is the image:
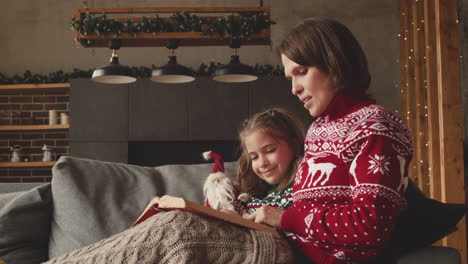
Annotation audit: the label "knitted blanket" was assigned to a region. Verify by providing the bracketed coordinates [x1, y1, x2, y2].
[43, 210, 293, 264]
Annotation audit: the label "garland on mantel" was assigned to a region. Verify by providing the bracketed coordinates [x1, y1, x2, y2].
[0, 63, 285, 84]
[71, 11, 275, 39]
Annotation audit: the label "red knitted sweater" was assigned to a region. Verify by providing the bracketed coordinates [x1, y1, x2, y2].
[280, 90, 413, 264]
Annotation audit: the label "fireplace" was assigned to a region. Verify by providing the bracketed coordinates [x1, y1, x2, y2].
[128, 140, 239, 167]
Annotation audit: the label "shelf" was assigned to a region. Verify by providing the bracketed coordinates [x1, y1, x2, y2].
[0, 161, 56, 168]
[0, 83, 70, 94]
[77, 31, 270, 48]
[75, 7, 271, 48]
[0, 124, 69, 131]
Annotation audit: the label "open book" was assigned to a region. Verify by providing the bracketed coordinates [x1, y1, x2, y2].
[133, 195, 276, 234]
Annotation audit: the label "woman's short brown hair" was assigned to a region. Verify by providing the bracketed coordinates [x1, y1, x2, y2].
[279, 17, 371, 92]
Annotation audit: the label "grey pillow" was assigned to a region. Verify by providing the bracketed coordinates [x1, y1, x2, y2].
[48, 156, 237, 259]
[0, 184, 52, 264]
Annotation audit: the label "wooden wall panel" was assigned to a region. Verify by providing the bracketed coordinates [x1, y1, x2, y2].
[412, 0, 430, 194]
[424, 0, 442, 203]
[434, 0, 466, 261]
[400, 0, 466, 262]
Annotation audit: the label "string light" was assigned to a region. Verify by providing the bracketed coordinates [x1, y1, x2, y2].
[395, 1, 461, 187]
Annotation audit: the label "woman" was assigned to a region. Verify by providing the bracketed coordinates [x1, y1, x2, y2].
[247, 18, 413, 263]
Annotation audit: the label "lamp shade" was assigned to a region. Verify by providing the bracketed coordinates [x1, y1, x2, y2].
[151, 56, 195, 84]
[92, 56, 136, 84]
[213, 55, 258, 83]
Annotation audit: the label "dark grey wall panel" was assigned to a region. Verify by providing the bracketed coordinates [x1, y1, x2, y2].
[70, 79, 129, 141]
[187, 78, 250, 140]
[69, 141, 128, 163]
[129, 79, 190, 141]
[249, 77, 313, 127]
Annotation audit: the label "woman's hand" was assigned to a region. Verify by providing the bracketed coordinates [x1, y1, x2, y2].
[246, 205, 285, 228]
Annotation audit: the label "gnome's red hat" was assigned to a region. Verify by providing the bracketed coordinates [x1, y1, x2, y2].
[203, 151, 225, 174]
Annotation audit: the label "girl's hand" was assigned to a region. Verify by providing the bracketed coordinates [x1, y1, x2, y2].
[246, 205, 285, 228]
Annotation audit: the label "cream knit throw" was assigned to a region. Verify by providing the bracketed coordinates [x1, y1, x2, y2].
[43, 211, 293, 264]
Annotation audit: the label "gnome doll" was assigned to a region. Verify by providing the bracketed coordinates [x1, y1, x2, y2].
[203, 151, 248, 215]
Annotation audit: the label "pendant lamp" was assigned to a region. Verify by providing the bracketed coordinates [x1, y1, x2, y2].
[213, 39, 257, 83]
[92, 39, 136, 84]
[151, 40, 195, 84]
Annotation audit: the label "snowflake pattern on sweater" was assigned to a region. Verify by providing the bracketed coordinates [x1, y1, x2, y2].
[280, 91, 413, 264]
[246, 182, 293, 214]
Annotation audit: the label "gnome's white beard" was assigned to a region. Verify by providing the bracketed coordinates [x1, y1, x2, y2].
[203, 172, 237, 212]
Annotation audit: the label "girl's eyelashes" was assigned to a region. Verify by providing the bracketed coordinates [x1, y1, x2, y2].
[265, 147, 276, 153]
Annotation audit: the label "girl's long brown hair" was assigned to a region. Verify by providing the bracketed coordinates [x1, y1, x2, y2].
[236, 108, 305, 198]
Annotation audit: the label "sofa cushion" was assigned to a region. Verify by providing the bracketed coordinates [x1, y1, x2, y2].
[383, 180, 467, 257]
[0, 184, 52, 264]
[48, 156, 238, 259]
[397, 246, 461, 264]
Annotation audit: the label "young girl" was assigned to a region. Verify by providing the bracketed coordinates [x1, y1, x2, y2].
[236, 107, 305, 215]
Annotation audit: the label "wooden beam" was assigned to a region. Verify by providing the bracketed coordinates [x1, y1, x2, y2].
[434, 0, 466, 262]
[403, 0, 419, 184]
[77, 7, 270, 14]
[412, 0, 430, 195]
[423, 0, 442, 202]
[76, 31, 270, 48]
[399, 0, 408, 128]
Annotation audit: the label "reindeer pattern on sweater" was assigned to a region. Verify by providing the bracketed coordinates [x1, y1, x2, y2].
[281, 102, 413, 264]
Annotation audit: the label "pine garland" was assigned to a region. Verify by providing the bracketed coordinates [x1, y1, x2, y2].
[0, 63, 284, 84]
[71, 11, 275, 39]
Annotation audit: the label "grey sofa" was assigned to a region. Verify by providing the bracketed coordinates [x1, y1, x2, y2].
[0, 156, 462, 264]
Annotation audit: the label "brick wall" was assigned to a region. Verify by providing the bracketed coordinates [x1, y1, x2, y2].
[0, 89, 69, 182]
